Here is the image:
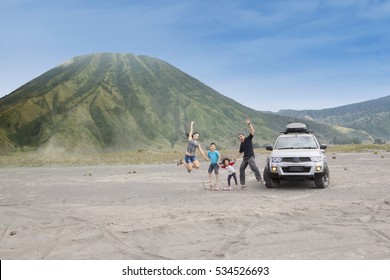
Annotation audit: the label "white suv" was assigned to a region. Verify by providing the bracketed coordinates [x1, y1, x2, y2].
[263, 123, 330, 188]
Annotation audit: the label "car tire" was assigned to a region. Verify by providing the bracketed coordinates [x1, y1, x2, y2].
[263, 167, 280, 188]
[314, 165, 330, 188]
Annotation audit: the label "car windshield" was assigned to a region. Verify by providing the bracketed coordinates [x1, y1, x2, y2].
[275, 135, 318, 149]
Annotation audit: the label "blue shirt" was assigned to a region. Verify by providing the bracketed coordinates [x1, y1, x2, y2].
[208, 150, 220, 164]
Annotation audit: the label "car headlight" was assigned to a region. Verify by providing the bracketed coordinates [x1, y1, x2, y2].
[310, 156, 323, 162]
[271, 157, 282, 163]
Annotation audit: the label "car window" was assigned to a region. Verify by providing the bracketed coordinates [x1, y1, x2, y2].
[275, 136, 318, 149]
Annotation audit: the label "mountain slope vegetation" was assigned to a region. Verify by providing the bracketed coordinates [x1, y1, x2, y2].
[278, 95, 390, 140]
[0, 53, 369, 153]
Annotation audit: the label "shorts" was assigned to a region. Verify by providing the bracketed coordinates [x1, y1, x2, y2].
[208, 163, 219, 175]
[185, 154, 197, 163]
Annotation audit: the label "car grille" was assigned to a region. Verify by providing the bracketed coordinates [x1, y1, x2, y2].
[282, 166, 312, 173]
[282, 157, 311, 162]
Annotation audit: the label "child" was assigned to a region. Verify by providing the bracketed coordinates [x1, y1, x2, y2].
[220, 157, 238, 191]
[203, 143, 220, 191]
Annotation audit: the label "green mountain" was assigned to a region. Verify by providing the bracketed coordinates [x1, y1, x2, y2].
[0, 53, 368, 153]
[278, 95, 390, 140]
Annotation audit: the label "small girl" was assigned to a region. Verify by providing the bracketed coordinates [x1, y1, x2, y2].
[220, 157, 238, 191]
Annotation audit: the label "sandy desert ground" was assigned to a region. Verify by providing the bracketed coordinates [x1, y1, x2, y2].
[0, 152, 390, 260]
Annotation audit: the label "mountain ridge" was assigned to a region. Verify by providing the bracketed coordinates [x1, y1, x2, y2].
[0, 53, 374, 153]
[278, 95, 390, 140]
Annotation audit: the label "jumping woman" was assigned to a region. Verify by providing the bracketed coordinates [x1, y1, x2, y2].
[177, 121, 208, 173]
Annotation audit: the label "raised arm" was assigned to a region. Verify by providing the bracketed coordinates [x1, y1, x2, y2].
[247, 117, 254, 136]
[188, 121, 195, 140]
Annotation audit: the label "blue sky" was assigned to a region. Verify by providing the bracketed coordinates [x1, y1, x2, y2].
[1, 0, 390, 112]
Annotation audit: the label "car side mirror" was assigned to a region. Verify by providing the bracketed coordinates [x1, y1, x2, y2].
[320, 144, 327, 150]
[266, 145, 273, 151]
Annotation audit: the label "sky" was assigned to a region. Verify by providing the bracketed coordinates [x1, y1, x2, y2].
[1, 0, 390, 112]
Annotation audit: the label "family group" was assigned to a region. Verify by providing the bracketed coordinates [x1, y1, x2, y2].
[177, 118, 264, 191]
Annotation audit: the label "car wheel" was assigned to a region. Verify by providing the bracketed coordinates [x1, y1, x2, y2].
[314, 165, 330, 188]
[263, 167, 279, 188]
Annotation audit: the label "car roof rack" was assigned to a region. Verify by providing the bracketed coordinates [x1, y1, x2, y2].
[283, 123, 312, 134]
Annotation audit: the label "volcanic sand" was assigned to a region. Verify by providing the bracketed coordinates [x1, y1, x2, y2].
[1, 152, 390, 259]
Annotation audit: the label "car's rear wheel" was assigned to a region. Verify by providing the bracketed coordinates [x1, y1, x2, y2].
[314, 165, 330, 188]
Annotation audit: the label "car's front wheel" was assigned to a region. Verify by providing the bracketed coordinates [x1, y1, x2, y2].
[314, 165, 330, 188]
[263, 166, 280, 188]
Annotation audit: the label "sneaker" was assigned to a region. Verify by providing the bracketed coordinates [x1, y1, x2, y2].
[177, 159, 183, 166]
[202, 181, 213, 190]
[241, 184, 246, 190]
[257, 178, 265, 183]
